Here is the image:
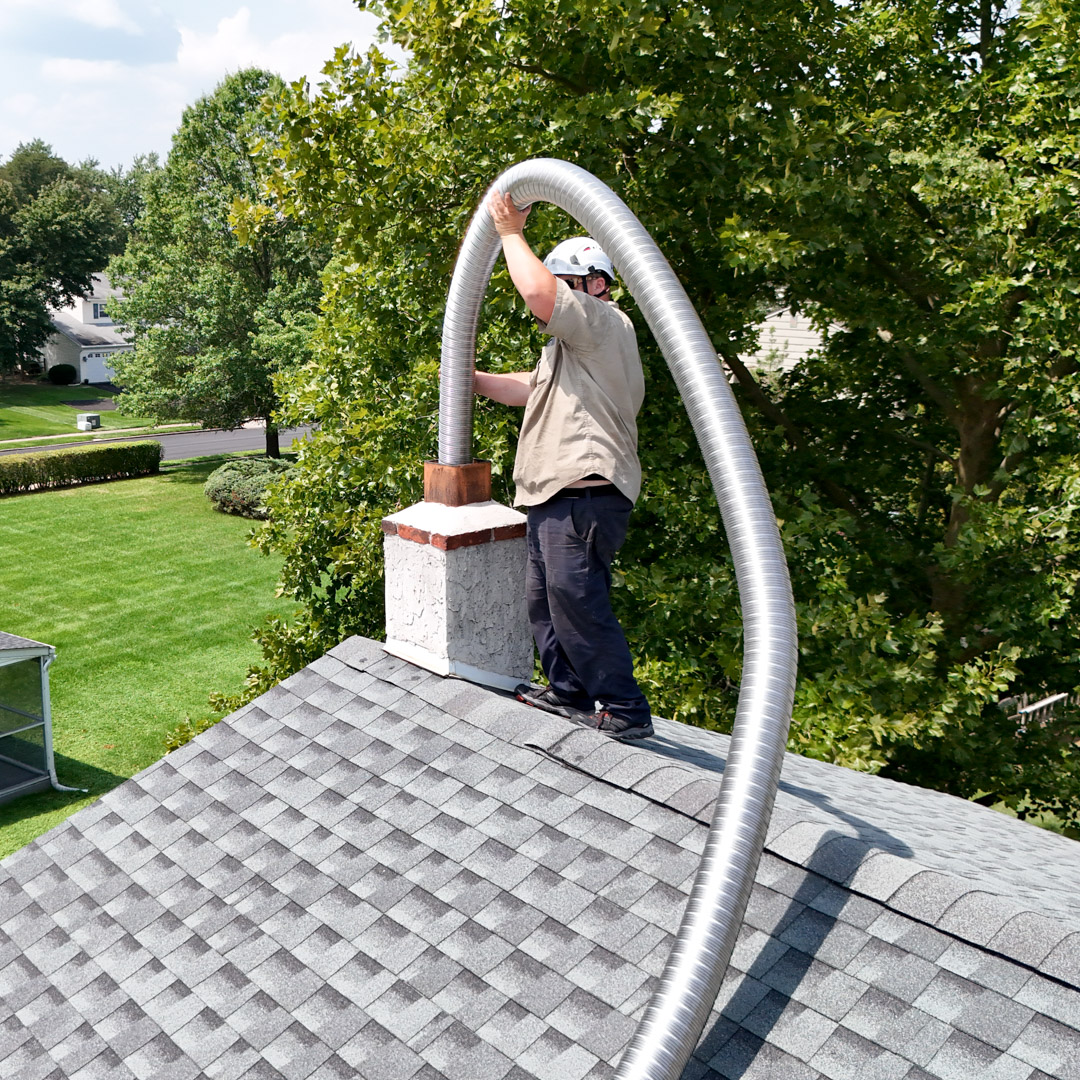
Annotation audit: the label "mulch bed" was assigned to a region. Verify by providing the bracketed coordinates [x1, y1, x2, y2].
[61, 398, 116, 410]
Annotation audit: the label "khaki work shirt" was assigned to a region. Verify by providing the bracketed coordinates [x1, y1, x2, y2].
[513, 278, 645, 507]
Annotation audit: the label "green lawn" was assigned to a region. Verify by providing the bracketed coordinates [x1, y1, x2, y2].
[0, 458, 294, 856]
[0, 381, 159, 440]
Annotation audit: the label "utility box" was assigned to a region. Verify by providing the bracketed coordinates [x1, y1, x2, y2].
[76, 413, 101, 431]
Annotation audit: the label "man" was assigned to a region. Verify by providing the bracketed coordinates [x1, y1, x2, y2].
[473, 190, 653, 741]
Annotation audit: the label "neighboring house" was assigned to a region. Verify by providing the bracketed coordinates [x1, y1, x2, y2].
[0, 635, 1077, 1079]
[741, 308, 831, 376]
[40, 273, 131, 384]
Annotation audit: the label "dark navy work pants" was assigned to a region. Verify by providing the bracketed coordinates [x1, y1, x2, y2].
[525, 489, 651, 724]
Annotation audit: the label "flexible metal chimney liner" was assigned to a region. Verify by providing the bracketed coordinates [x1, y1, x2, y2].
[439, 158, 798, 1080]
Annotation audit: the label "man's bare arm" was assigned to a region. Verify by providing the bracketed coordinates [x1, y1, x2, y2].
[488, 190, 557, 323]
[474, 369, 532, 407]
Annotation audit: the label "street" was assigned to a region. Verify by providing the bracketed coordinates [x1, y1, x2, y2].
[0, 426, 313, 461]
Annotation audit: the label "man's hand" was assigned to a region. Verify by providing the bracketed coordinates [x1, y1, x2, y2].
[488, 190, 531, 238]
[486, 189, 556, 322]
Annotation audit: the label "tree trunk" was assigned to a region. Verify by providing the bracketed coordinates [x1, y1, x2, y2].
[265, 423, 280, 459]
[930, 375, 1008, 628]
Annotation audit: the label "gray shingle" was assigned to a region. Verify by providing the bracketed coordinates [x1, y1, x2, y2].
[779, 908, 870, 970]
[519, 917, 596, 976]
[431, 967, 506, 1030]
[170, 1007, 242, 1071]
[845, 938, 938, 1004]
[561, 847, 627, 894]
[140, 980, 206, 1038]
[118, 956, 176, 1008]
[407, 851, 468, 896]
[261, 1020, 334, 1080]
[289, 924, 355, 982]
[842, 987, 951, 1065]
[388, 886, 468, 946]
[547, 986, 638, 1061]
[1008, 1013, 1080, 1079]
[624, 875, 689, 934]
[438, 918, 517, 977]
[225, 990, 297, 1051]
[1041, 933, 1080, 985]
[307, 886, 379, 942]
[1014, 972, 1080, 1033]
[324, 950, 397, 1011]
[337, 1019, 426, 1080]
[293, 984, 371, 1051]
[565, 945, 651, 1010]
[924, 1030, 1039, 1080]
[567, 896, 649, 956]
[514, 1024, 599, 1080]
[512, 866, 594, 924]
[422, 1018, 515, 1080]
[808, 1025, 910, 1080]
[989, 911, 1072, 969]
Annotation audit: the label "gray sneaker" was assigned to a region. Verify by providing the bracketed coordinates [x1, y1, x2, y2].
[514, 683, 582, 719]
[569, 709, 654, 741]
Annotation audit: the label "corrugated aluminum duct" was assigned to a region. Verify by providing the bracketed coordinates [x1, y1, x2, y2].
[439, 158, 798, 1080]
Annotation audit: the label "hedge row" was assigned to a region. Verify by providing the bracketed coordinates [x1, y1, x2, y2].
[0, 441, 163, 496]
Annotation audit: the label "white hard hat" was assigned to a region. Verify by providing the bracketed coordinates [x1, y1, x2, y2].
[543, 237, 615, 282]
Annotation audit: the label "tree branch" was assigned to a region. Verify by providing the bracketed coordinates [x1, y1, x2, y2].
[505, 59, 589, 96]
[895, 346, 961, 426]
[719, 346, 865, 516]
[903, 190, 948, 237]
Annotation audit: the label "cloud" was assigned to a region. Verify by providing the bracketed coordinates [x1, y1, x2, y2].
[59, 0, 142, 34]
[175, 3, 381, 86]
[4, 2, 180, 66]
[0, 1, 386, 170]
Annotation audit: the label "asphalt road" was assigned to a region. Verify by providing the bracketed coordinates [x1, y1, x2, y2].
[0, 426, 313, 461]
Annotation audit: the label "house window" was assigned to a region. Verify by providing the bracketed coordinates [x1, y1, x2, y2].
[92, 303, 108, 319]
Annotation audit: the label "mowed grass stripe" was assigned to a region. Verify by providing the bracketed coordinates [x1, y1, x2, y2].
[0, 382, 157, 440]
[0, 459, 293, 856]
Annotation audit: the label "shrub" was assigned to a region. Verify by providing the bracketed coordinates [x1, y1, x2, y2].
[46, 364, 77, 385]
[204, 457, 293, 519]
[0, 441, 162, 495]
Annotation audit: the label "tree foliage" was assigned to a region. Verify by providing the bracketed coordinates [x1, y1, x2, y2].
[234, 0, 1079, 831]
[107, 70, 325, 457]
[0, 140, 118, 372]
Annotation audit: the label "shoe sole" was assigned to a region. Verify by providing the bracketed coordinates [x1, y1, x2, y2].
[514, 690, 575, 719]
[604, 726, 654, 741]
[567, 712, 654, 741]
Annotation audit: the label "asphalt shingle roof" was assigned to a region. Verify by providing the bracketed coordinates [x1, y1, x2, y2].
[0, 633, 50, 654]
[1, 634, 1078, 1079]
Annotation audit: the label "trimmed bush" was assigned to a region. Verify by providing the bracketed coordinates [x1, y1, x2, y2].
[0, 441, 162, 496]
[46, 364, 77, 385]
[204, 457, 292, 519]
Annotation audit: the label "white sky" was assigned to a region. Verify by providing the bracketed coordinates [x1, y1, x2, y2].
[0, 0, 390, 172]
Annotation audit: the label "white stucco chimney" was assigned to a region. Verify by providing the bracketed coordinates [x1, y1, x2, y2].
[382, 461, 534, 691]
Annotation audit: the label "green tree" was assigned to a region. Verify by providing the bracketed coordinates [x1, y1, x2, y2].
[233, 0, 1078, 831]
[0, 140, 118, 372]
[108, 70, 324, 457]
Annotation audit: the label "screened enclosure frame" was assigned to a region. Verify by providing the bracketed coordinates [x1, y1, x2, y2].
[0, 632, 75, 805]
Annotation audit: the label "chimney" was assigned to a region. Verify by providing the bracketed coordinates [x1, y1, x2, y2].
[382, 461, 534, 691]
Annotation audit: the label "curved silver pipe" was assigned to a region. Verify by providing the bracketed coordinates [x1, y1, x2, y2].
[439, 159, 797, 1080]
